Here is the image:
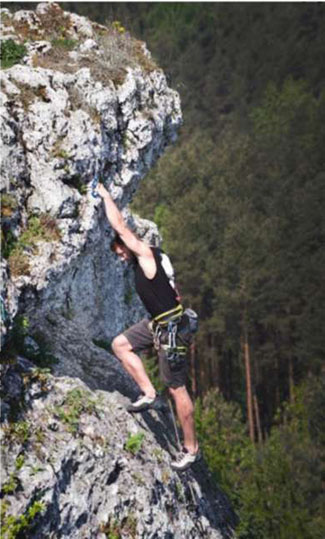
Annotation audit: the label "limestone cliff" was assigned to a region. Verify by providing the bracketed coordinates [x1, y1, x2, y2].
[0, 4, 236, 538]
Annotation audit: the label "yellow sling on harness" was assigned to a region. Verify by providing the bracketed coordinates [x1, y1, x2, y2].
[153, 304, 184, 327]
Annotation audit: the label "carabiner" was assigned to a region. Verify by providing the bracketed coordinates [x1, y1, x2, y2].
[91, 176, 100, 198]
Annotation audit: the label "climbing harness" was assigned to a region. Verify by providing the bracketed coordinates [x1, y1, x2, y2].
[152, 305, 184, 371]
[152, 305, 184, 352]
[152, 305, 199, 371]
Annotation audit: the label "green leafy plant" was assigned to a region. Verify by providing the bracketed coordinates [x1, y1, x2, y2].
[1, 39, 27, 69]
[2, 229, 17, 260]
[125, 432, 145, 455]
[15, 455, 25, 471]
[1, 473, 19, 496]
[1, 500, 45, 539]
[2, 421, 31, 445]
[1, 456, 25, 496]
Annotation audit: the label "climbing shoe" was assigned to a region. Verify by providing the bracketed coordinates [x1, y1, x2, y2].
[171, 447, 201, 471]
[127, 393, 156, 413]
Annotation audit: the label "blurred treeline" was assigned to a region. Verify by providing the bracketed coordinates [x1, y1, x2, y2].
[6, 3, 325, 536]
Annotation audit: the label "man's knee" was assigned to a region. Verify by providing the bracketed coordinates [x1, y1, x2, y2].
[111, 334, 132, 357]
[168, 385, 186, 397]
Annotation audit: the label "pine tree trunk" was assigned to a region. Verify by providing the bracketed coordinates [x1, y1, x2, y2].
[253, 393, 263, 443]
[242, 326, 255, 443]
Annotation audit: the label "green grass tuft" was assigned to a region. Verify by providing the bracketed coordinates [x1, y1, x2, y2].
[125, 432, 145, 455]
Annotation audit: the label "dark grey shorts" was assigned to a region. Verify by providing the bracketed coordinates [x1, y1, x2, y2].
[123, 318, 190, 389]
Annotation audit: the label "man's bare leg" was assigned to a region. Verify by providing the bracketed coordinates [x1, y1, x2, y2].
[169, 385, 199, 454]
[112, 334, 156, 398]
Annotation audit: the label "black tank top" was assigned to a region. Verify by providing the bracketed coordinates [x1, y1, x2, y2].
[134, 247, 179, 318]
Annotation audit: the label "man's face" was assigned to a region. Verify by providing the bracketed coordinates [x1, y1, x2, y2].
[114, 244, 132, 262]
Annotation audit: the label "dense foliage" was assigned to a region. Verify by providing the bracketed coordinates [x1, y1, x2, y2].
[0, 38, 26, 69]
[5, 3, 325, 536]
[196, 378, 325, 538]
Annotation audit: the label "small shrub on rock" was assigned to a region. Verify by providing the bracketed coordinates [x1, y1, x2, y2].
[125, 432, 145, 455]
[7, 214, 61, 277]
[0, 39, 27, 69]
[0, 500, 46, 539]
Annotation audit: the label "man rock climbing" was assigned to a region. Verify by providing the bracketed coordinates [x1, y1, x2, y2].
[96, 183, 200, 471]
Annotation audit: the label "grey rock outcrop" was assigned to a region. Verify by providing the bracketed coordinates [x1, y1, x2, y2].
[1, 4, 237, 538]
[1, 2, 181, 344]
[1, 358, 235, 538]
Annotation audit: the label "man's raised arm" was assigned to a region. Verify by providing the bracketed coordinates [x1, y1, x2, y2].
[96, 183, 151, 259]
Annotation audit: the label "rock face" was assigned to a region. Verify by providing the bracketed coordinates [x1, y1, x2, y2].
[1, 4, 237, 538]
[1, 358, 236, 539]
[1, 2, 181, 344]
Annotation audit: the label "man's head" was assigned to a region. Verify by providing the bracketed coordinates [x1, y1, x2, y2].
[111, 234, 133, 262]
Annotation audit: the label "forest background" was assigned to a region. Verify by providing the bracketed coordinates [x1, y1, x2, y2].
[4, 2, 325, 537]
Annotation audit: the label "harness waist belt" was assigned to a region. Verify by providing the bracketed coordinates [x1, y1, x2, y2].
[153, 304, 184, 327]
